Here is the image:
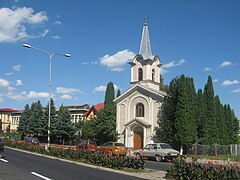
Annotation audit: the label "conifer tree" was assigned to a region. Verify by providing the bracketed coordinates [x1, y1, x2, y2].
[26, 101, 43, 136]
[174, 75, 197, 150]
[116, 89, 121, 98]
[196, 89, 206, 141]
[55, 105, 75, 144]
[203, 76, 218, 144]
[156, 77, 178, 146]
[215, 95, 226, 144]
[17, 104, 30, 138]
[96, 82, 118, 144]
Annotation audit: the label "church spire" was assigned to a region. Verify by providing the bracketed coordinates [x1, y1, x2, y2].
[139, 18, 152, 59]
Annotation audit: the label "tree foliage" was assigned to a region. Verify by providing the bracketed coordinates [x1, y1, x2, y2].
[156, 74, 239, 151]
[95, 82, 118, 144]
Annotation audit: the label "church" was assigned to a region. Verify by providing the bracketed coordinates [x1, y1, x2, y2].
[114, 22, 167, 150]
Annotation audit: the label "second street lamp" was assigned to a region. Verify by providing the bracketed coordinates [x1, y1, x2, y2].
[23, 43, 71, 150]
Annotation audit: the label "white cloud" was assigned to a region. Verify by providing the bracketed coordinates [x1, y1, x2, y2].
[100, 49, 135, 71]
[27, 91, 49, 99]
[213, 79, 218, 83]
[231, 89, 240, 93]
[54, 21, 62, 25]
[13, 64, 22, 71]
[204, 67, 212, 71]
[56, 87, 80, 94]
[0, 97, 4, 103]
[94, 85, 106, 92]
[82, 61, 98, 65]
[5, 72, 13, 76]
[59, 94, 72, 100]
[93, 84, 120, 93]
[51, 35, 61, 39]
[162, 59, 186, 68]
[220, 61, 233, 68]
[0, 78, 11, 90]
[222, 80, 240, 86]
[40, 29, 49, 37]
[0, 7, 48, 43]
[160, 67, 169, 75]
[16, 80, 23, 86]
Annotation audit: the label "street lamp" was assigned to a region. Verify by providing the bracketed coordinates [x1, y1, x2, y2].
[23, 43, 71, 150]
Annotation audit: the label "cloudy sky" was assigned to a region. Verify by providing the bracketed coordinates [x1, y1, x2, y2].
[0, 0, 239, 118]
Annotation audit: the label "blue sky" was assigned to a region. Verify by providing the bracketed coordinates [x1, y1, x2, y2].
[0, 0, 239, 118]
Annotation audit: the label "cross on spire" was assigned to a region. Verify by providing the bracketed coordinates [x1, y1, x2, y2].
[144, 15, 149, 25]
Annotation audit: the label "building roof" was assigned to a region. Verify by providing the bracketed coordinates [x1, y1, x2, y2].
[0, 108, 22, 113]
[139, 23, 153, 60]
[84, 103, 104, 117]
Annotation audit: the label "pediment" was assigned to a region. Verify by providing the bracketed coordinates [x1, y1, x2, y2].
[114, 84, 167, 104]
[124, 118, 151, 128]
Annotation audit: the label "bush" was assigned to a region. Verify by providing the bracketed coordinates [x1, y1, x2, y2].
[3, 138, 145, 170]
[166, 156, 240, 179]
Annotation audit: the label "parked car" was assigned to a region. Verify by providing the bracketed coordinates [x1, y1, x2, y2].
[24, 137, 39, 145]
[0, 138, 4, 158]
[99, 142, 128, 156]
[76, 140, 97, 151]
[134, 143, 179, 162]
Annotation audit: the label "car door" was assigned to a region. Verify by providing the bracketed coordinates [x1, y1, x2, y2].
[142, 144, 151, 157]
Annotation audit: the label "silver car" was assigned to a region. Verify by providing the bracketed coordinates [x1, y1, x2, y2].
[134, 143, 179, 162]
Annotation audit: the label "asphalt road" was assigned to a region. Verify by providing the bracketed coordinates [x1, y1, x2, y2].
[0, 148, 145, 180]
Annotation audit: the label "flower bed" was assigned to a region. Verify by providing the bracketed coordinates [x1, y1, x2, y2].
[166, 156, 240, 179]
[3, 138, 145, 170]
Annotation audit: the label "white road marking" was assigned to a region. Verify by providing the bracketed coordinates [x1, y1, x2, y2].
[31, 172, 52, 180]
[0, 158, 8, 163]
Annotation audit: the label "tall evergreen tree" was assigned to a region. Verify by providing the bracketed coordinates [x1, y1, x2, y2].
[203, 76, 218, 144]
[55, 105, 75, 144]
[17, 104, 30, 138]
[104, 82, 115, 109]
[116, 89, 121, 98]
[196, 89, 206, 142]
[96, 82, 118, 144]
[156, 77, 178, 146]
[174, 75, 197, 150]
[26, 101, 43, 136]
[214, 95, 226, 144]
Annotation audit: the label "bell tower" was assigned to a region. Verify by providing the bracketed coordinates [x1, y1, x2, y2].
[129, 22, 161, 91]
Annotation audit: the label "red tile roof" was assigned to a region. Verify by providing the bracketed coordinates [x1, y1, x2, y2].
[83, 103, 104, 117]
[0, 108, 22, 113]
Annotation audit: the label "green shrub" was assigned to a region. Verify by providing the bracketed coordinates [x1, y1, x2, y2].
[166, 156, 240, 179]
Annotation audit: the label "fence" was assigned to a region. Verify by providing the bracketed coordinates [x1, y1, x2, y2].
[192, 143, 240, 156]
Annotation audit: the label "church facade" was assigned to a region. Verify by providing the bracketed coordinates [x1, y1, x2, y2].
[114, 23, 167, 150]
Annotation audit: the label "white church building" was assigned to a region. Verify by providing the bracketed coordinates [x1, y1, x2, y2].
[114, 22, 167, 150]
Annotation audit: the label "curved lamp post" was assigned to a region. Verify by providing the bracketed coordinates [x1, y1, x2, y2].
[23, 43, 71, 150]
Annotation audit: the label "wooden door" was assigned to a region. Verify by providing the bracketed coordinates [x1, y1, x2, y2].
[134, 127, 143, 150]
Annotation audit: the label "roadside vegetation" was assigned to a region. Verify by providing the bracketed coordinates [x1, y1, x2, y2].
[3, 138, 145, 171]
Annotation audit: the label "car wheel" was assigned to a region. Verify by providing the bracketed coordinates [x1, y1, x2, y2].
[155, 155, 162, 162]
[135, 153, 141, 159]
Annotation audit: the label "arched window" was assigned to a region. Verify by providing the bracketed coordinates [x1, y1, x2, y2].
[136, 103, 144, 117]
[152, 69, 155, 81]
[138, 68, 143, 81]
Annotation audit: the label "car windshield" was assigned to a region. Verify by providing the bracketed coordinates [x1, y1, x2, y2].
[115, 143, 124, 147]
[160, 143, 172, 149]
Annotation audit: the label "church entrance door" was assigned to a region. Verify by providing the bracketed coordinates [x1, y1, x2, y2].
[133, 126, 143, 150]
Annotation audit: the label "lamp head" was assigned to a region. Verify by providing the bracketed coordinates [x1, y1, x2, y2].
[64, 54, 71, 57]
[22, 44, 31, 48]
